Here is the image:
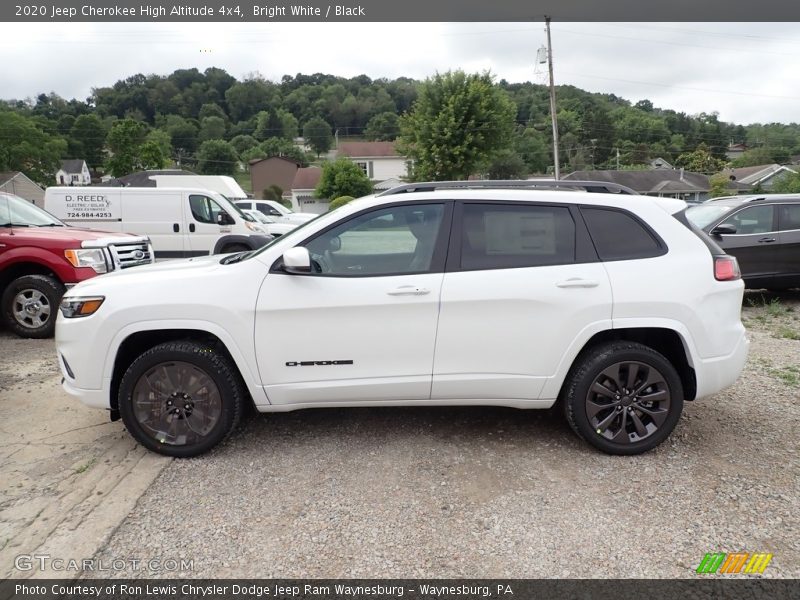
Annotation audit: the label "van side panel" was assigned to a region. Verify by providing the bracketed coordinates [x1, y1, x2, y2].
[45, 188, 123, 233]
[120, 191, 187, 258]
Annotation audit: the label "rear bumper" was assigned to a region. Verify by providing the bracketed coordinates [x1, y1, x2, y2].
[693, 329, 750, 400]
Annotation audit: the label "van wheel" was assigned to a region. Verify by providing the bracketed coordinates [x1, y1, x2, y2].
[222, 244, 249, 254]
[563, 341, 683, 455]
[1, 274, 64, 338]
[118, 340, 245, 457]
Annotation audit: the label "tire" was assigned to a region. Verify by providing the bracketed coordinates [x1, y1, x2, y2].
[118, 340, 245, 457]
[221, 244, 249, 254]
[563, 341, 684, 455]
[1, 274, 65, 338]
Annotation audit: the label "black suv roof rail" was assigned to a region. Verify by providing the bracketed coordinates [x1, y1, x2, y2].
[376, 179, 639, 197]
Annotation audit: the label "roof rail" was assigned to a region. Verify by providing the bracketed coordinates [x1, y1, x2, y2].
[376, 179, 639, 197]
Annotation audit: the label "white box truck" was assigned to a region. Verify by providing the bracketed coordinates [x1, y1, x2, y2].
[44, 187, 270, 258]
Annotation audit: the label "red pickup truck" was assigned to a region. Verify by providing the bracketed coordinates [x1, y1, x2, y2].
[0, 192, 153, 338]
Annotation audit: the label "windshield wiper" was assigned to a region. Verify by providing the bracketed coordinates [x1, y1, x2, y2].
[37, 223, 64, 227]
[220, 251, 251, 264]
[1, 222, 34, 227]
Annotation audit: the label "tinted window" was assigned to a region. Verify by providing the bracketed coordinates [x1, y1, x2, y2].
[304, 204, 444, 276]
[721, 205, 774, 234]
[460, 204, 575, 270]
[582, 207, 663, 261]
[778, 204, 800, 231]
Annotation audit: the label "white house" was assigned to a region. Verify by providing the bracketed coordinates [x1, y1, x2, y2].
[56, 160, 91, 186]
[336, 141, 408, 181]
[289, 167, 326, 214]
[723, 164, 798, 190]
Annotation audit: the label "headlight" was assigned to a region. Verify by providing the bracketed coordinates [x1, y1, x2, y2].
[59, 296, 105, 318]
[64, 249, 108, 273]
[245, 221, 265, 233]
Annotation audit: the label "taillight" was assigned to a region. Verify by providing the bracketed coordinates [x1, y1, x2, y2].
[714, 255, 741, 281]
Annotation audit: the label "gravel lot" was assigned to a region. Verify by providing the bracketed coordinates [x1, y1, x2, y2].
[2, 291, 799, 579]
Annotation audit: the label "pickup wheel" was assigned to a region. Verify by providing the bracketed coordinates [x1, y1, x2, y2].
[563, 341, 684, 455]
[118, 341, 245, 457]
[1, 274, 64, 338]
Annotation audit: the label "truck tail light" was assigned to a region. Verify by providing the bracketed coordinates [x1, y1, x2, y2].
[714, 255, 741, 281]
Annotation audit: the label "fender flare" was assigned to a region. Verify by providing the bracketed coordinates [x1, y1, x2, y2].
[212, 233, 273, 254]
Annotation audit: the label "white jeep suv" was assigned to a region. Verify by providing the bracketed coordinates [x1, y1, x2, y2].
[56, 181, 749, 457]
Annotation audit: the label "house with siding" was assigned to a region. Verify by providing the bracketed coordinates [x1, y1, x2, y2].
[336, 142, 408, 181]
[0, 172, 45, 207]
[55, 160, 91, 186]
[249, 157, 300, 199]
[722, 164, 798, 190]
[289, 167, 324, 213]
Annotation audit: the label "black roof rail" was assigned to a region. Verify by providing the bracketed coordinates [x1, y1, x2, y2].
[376, 179, 639, 197]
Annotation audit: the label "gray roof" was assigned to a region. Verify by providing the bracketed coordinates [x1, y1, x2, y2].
[0, 171, 19, 185]
[110, 169, 196, 187]
[59, 159, 86, 174]
[564, 169, 750, 194]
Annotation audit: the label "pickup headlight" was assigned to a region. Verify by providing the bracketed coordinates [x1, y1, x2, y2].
[245, 221, 266, 234]
[60, 296, 105, 318]
[64, 248, 108, 273]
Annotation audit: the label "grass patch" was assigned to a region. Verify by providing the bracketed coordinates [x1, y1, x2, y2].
[74, 458, 96, 474]
[767, 365, 800, 387]
[776, 326, 800, 340]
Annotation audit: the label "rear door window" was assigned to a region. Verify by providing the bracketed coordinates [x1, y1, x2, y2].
[459, 203, 576, 270]
[581, 207, 665, 261]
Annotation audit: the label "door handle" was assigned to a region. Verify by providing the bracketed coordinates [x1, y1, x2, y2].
[556, 278, 599, 288]
[387, 285, 430, 296]
[189, 223, 196, 233]
[173, 223, 180, 232]
[757, 237, 776, 243]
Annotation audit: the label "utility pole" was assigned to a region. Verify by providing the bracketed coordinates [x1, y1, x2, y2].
[545, 16, 560, 180]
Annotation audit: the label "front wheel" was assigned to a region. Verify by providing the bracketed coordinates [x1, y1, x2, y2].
[118, 340, 246, 457]
[563, 341, 684, 455]
[1, 274, 64, 338]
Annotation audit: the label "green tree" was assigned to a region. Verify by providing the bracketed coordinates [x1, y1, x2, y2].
[261, 184, 284, 201]
[196, 139, 238, 175]
[398, 70, 516, 180]
[770, 171, 800, 193]
[0, 111, 67, 185]
[105, 118, 149, 176]
[199, 116, 226, 141]
[315, 158, 372, 200]
[328, 195, 354, 211]
[303, 117, 333, 157]
[230, 134, 259, 155]
[485, 148, 527, 179]
[675, 143, 727, 174]
[365, 111, 400, 141]
[708, 173, 737, 198]
[70, 114, 107, 170]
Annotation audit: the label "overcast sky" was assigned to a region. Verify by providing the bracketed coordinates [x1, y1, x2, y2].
[2, 22, 799, 125]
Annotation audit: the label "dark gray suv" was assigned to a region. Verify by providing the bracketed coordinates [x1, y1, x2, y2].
[687, 195, 800, 290]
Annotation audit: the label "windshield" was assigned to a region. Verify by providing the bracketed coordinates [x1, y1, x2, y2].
[267, 201, 292, 216]
[217, 195, 254, 222]
[248, 211, 329, 257]
[0, 193, 65, 226]
[686, 204, 736, 229]
[245, 210, 269, 224]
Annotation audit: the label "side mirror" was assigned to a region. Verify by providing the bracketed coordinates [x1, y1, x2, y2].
[711, 224, 736, 236]
[217, 212, 235, 226]
[283, 247, 311, 274]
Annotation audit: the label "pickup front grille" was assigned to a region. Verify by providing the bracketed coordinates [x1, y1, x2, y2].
[109, 241, 154, 270]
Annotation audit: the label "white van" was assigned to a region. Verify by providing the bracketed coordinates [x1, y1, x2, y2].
[44, 187, 269, 258]
[150, 175, 248, 201]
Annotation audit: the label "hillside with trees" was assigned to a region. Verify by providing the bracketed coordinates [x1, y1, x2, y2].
[3, 67, 800, 187]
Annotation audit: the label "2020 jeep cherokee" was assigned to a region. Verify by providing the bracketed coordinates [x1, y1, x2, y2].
[55, 181, 749, 456]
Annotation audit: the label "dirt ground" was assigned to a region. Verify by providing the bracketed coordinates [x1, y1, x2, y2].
[0, 290, 798, 579]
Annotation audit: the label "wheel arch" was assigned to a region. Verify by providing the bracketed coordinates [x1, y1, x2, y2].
[109, 327, 260, 420]
[556, 326, 697, 402]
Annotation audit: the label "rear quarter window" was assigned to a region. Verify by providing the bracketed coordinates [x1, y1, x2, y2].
[581, 207, 666, 261]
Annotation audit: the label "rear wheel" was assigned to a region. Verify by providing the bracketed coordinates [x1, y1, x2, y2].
[118, 340, 245, 457]
[563, 341, 684, 455]
[1, 274, 64, 338]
